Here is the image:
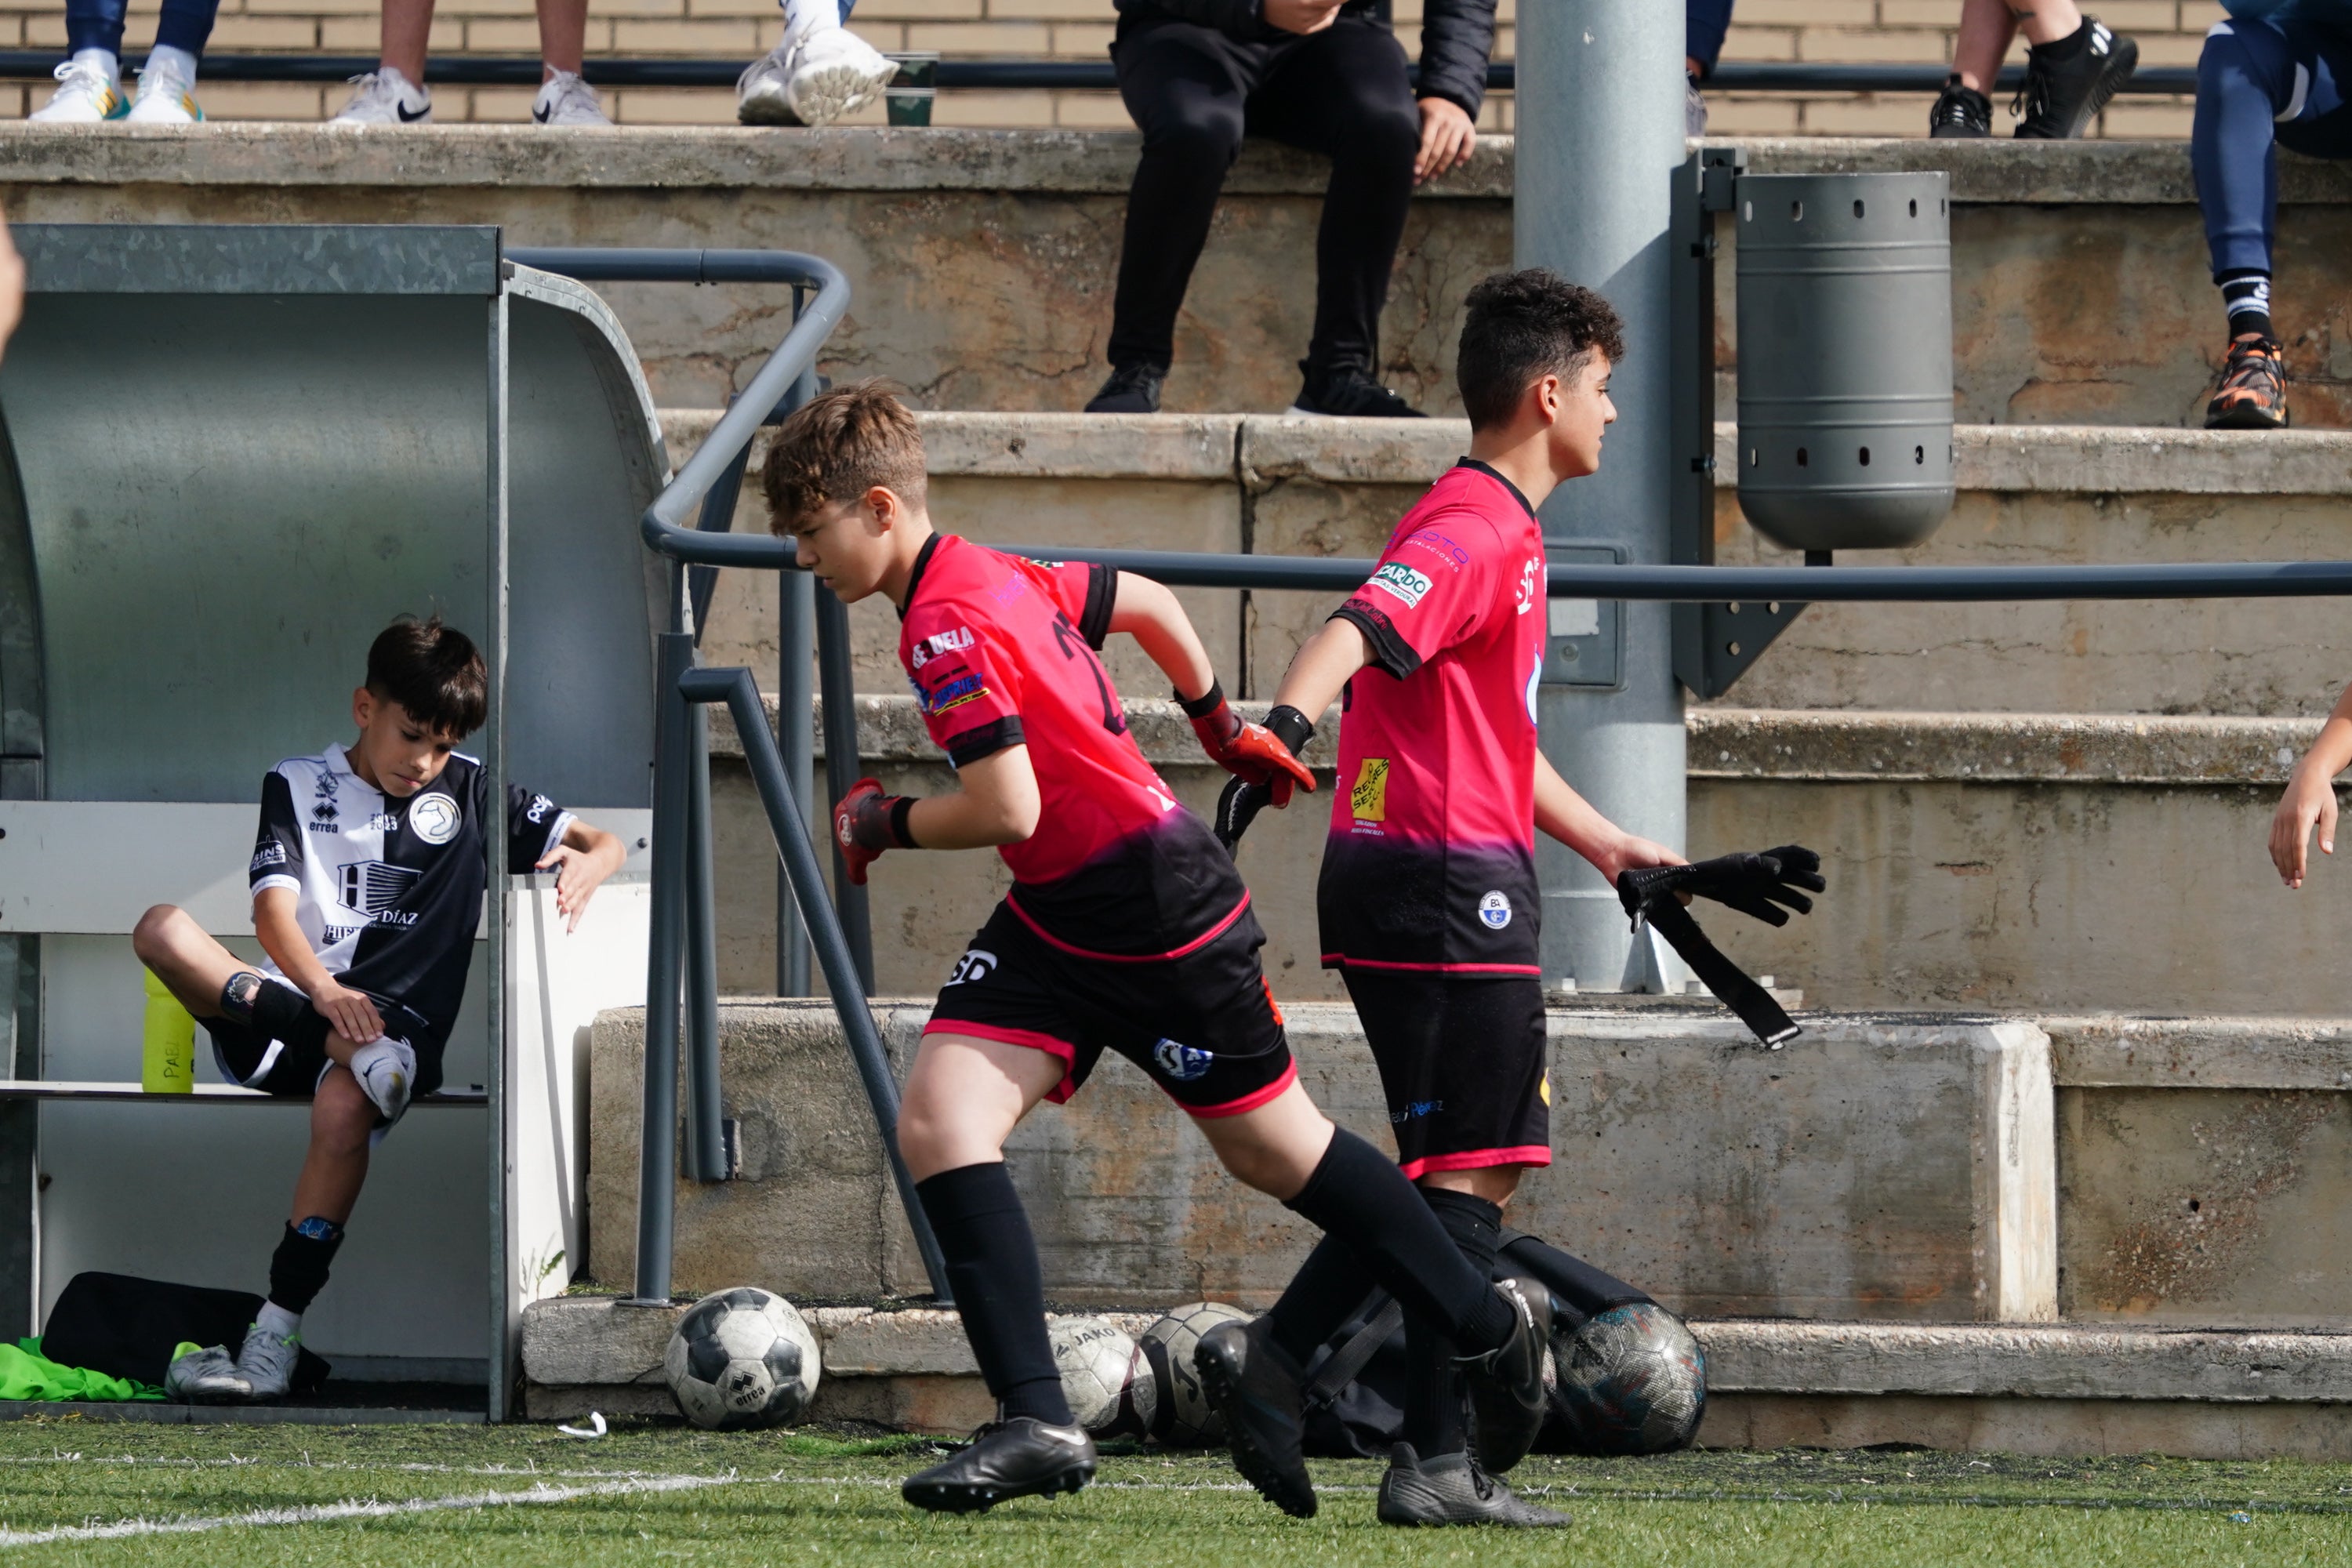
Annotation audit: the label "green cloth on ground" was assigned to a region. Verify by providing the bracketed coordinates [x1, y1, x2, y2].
[2, 1338, 162, 1401]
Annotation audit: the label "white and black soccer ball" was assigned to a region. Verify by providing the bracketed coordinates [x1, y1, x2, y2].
[663, 1287, 822, 1432]
[1548, 1301, 1706, 1455]
[1048, 1316, 1156, 1439]
[1138, 1301, 1250, 1446]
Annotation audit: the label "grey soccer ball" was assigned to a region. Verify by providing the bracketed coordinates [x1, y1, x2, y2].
[1048, 1316, 1156, 1439]
[1548, 1301, 1706, 1455]
[1138, 1301, 1251, 1446]
[663, 1286, 822, 1432]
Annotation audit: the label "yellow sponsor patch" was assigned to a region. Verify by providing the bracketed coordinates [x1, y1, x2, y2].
[1539, 1073, 1550, 1106]
[1351, 757, 1389, 822]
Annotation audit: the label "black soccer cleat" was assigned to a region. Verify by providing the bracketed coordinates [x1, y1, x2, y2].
[2012, 17, 2137, 140]
[1377, 1443, 1570, 1527]
[1928, 75, 1991, 139]
[1463, 1277, 1552, 1476]
[900, 1417, 1097, 1514]
[1194, 1318, 1318, 1518]
[1287, 365, 1426, 419]
[1084, 361, 1166, 415]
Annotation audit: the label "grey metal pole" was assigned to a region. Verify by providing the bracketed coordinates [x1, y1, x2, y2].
[682, 697, 728, 1182]
[815, 582, 877, 995]
[778, 570, 816, 996]
[1516, 3, 1688, 992]
[630, 630, 694, 1302]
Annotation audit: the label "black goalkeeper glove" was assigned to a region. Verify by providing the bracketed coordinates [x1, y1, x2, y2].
[1212, 704, 1316, 855]
[1616, 844, 1824, 1050]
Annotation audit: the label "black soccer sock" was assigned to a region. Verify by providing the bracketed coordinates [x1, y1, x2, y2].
[267, 1216, 345, 1316]
[1399, 1189, 1504, 1460]
[1279, 1129, 1514, 1355]
[2220, 269, 2275, 341]
[1265, 1232, 1378, 1366]
[915, 1162, 1072, 1426]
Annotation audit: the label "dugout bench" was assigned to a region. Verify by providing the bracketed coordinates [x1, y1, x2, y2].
[0, 224, 666, 1418]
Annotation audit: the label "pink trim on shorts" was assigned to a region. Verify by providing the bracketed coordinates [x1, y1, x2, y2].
[1321, 954, 1544, 977]
[921, 1018, 1082, 1104]
[1177, 1058, 1298, 1121]
[1397, 1145, 1553, 1181]
[1006, 891, 1251, 964]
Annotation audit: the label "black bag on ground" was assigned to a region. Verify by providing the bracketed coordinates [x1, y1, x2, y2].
[1295, 1233, 1675, 1460]
[42, 1272, 330, 1392]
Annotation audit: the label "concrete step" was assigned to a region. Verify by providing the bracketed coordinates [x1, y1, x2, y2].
[701, 697, 2346, 1018]
[8, 128, 2333, 425]
[519, 1296, 2352, 1459]
[679, 410, 2352, 720]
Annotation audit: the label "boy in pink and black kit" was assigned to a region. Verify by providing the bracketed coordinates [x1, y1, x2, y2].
[1205, 270, 1684, 1526]
[758, 382, 1550, 1519]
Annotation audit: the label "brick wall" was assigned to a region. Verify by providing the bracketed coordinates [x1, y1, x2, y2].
[0, 0, 2220, 129]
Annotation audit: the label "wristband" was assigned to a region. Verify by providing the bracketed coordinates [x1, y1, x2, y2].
[888, 795, 919, 849]
[1176, 681, 1227, 720]
[1265, 703, 1316, 758]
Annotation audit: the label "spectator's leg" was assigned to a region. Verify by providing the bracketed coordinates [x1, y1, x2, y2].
[1686, 0, 1733, 78]
[1104, 20, 1255, 379]
[1951, 0, 2022, 94]
[2194, 20, 2296, 336]
[1250, 18, 1420, 395]
[64, 0, 127, 65]
[380, 0, 435, 91]
[151, 0, 218, 63]
[536, 0, 586, 78]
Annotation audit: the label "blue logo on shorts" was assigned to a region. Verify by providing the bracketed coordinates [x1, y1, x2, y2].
[1153, 1038, 1214, 1082]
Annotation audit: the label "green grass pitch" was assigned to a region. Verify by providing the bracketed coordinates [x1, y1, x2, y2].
[0, 1420, 2339, 1565]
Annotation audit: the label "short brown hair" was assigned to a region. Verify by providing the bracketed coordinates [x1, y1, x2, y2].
[365, 615, 487, 737]
[761, 380, 928, 532]
[1457, 269, 1627, 430]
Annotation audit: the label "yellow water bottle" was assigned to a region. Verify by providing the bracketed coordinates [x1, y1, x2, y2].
[141, 970, 195, 1094]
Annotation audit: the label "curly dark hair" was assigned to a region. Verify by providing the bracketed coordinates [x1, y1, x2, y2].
[761, 379, 928, 532]
[1456, 269, 1627, 431]
[364, 615, 486, 738]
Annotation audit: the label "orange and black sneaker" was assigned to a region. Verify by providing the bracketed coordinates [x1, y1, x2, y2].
[2205, 333, 2288, 430]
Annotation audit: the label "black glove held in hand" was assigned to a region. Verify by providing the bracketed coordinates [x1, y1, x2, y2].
[1617, 844, 1824, 928]
[1211, 704, 1316, 855]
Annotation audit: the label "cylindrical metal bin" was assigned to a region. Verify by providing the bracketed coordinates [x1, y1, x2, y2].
[1735, 171, 1955, 553]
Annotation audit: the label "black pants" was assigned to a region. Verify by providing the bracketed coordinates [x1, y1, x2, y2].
[1109, 13, 1421, 383]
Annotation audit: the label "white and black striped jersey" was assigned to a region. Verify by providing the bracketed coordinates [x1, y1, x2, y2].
[247, 745, 574, 1062]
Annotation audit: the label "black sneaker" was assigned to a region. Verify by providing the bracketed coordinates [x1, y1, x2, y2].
[1194, 1318, 1317, 1518]
[1929, 75, 1991, 138]
[1376, 1443, 1570, 1527]
[1083, 361, 1165, 414]
[900, 1417, 1097, 1514]
[2013, 17, 2137, 140]
[1462, 1277, 1550, 1476]
[1288, 365, 1426, 419]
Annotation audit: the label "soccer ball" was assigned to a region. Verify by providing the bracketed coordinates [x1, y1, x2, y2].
[1048, 1316, 1156, 1439]
[1548, 1301, 1706, 1455]
[663, 1287, 822, 1432]
[1138, 1301, 1250, 1446]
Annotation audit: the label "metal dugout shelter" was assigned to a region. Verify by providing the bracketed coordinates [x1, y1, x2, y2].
[0, 224, 661, 1419]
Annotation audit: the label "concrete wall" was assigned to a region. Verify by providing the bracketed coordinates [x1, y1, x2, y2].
[10, 132, 2347, 423]
[588, 1000, 2056, 1323]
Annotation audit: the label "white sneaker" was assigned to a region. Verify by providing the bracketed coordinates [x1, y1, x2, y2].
[349, 1035, 416, 1125]
[126, 59, 202, 124]
[329, 67, 432, 126]
[531, 68, 608, 126]
[29, 57, 125, 123]
[737, 25, 895, 128]
[233, 1323, 299, 1401]
[164, 1341, 251, 1403]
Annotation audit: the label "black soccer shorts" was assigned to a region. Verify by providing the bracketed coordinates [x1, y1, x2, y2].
[203, 992, 435, 1108]
[1339, 970, 1552, 1180]
[924, 897, 1298, 1117]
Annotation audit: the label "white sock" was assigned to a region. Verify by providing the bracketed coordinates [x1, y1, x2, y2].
[71, 47, 119, 82]
[256, 1300, 300, 1339]
[142, 43, 196, 83]
[782, 0, 842, 36]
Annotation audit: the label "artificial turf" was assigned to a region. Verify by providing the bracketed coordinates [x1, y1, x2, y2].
[0, 1419, 2338, 1565]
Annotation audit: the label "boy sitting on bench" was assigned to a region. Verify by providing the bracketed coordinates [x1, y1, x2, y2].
[130, 615, 624, 1402]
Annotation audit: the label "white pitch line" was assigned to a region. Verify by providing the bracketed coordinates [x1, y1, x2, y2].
[0, 1472, 735, 1548]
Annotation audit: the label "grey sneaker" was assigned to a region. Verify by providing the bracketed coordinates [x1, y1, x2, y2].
[234, 1323, 300, 1400]
[164, 1341, 251, 1403]
[1376, 1443, 1570, 1527]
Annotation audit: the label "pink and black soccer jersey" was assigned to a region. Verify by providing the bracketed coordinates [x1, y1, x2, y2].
[1319, 459, 1549, 977]
[898, 533, 1247, 956]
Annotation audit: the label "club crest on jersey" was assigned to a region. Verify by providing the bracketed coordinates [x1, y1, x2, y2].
[1477, 890, 1513, 930]
[910, 626, 975, 670]
[1368, 561, 1432, 609]
[311, 771, 340, 826]
[408, 793, 461, 845]
[1153, 1038, 1213, 1082]
[1351, 757, 1389, 823]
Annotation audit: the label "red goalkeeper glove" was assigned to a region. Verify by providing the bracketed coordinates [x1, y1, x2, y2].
[1181, 684, 1316, 806]
[833, 778, 916, 887]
